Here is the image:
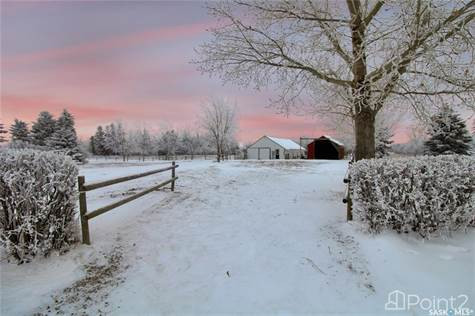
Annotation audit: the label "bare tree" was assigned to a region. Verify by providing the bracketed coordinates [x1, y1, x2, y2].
[138, 128, 152, 161]
[222, 135, 240, 160]
[200, 98, 237, 162]
[196, 0, 475, 160]
[158, 130, 179, 160]
[181, 130, 203, 160]
[116, 122, 129, 162]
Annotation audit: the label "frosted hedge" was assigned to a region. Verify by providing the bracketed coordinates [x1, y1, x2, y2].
[0, 149, 79, 262]
[351, 155, 474, 238]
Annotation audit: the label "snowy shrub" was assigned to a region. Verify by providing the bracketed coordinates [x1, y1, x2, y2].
[351, 155, 474, 238]
[0, 149, 79, 262]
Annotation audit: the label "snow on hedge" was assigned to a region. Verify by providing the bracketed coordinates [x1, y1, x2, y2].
[0, 149, 79, 263]
[351, 155, 474, 238]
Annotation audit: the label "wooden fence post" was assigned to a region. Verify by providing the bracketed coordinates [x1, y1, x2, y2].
[78, 176, 91, 245]
[171, 161, 176, 191]
[346, 187, 353, 221]
[343, 165, 353, 221]
[347, 157, 354, 221]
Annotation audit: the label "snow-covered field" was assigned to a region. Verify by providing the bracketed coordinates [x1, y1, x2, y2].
[1, 159, 474, 315]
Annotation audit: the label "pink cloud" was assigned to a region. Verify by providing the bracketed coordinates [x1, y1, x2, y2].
[2, 21, 211, 69]
[2, 52, 202, 112]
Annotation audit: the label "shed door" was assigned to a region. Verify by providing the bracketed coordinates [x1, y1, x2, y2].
[258, 147, 271, 160]
[315, 140, 339, 159]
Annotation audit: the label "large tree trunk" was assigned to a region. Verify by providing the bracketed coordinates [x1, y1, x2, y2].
[354, 108, 376, 161]
[347, 0, 375, 161]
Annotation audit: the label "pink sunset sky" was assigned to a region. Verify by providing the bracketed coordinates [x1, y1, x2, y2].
[0, 1, 412, 144]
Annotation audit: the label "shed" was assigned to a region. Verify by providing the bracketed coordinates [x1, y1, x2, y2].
[307, 136, 345, 159]
[247, 136, 305, 159]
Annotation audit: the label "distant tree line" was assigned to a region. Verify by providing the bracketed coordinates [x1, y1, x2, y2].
[90, 98, 240, 162]
[6, 109, 85, 162]
[89, 124, 240, 162]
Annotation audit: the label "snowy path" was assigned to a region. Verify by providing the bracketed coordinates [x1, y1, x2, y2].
[106, 160, 363, 314]
[1, 160, 474, 315]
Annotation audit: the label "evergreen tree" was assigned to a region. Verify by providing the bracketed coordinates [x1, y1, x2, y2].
[9, 119, 29, 143]
[425, 105, 472, 156]
[47, 109, 84, 162]
[375, 126, 394, 158]
[0, 123, 7, 143]
[92, 125, 107, 155]
[104, 123, 117, 155]
[89, 136, 96, 155]
[30, 111, 56, 146]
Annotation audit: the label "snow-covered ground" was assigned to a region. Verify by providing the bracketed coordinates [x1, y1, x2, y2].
[1, 159, 474, 315]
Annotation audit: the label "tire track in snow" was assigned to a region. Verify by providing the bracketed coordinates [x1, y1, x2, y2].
[35, 245, 129, 315]
[319, 222, 376, 296]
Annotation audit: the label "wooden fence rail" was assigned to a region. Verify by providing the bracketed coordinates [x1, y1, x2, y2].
[78, 161, 179, 244]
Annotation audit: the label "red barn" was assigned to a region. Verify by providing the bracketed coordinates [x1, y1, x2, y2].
[307, 136, 345, 160]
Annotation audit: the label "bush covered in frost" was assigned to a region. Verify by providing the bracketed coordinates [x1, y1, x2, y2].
[351, 155, 474, 238]
[0, 149, 79, 262]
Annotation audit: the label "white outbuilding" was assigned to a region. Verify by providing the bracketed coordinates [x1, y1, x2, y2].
[246, 136, 306, 159]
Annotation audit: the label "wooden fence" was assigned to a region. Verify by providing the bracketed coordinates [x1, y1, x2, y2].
[342, 157, 354, 221]
[78, 161, 179, 244]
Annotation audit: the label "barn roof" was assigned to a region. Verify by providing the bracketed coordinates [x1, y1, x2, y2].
[320, 135, 344, 147]
[267, 136, 305, 150]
